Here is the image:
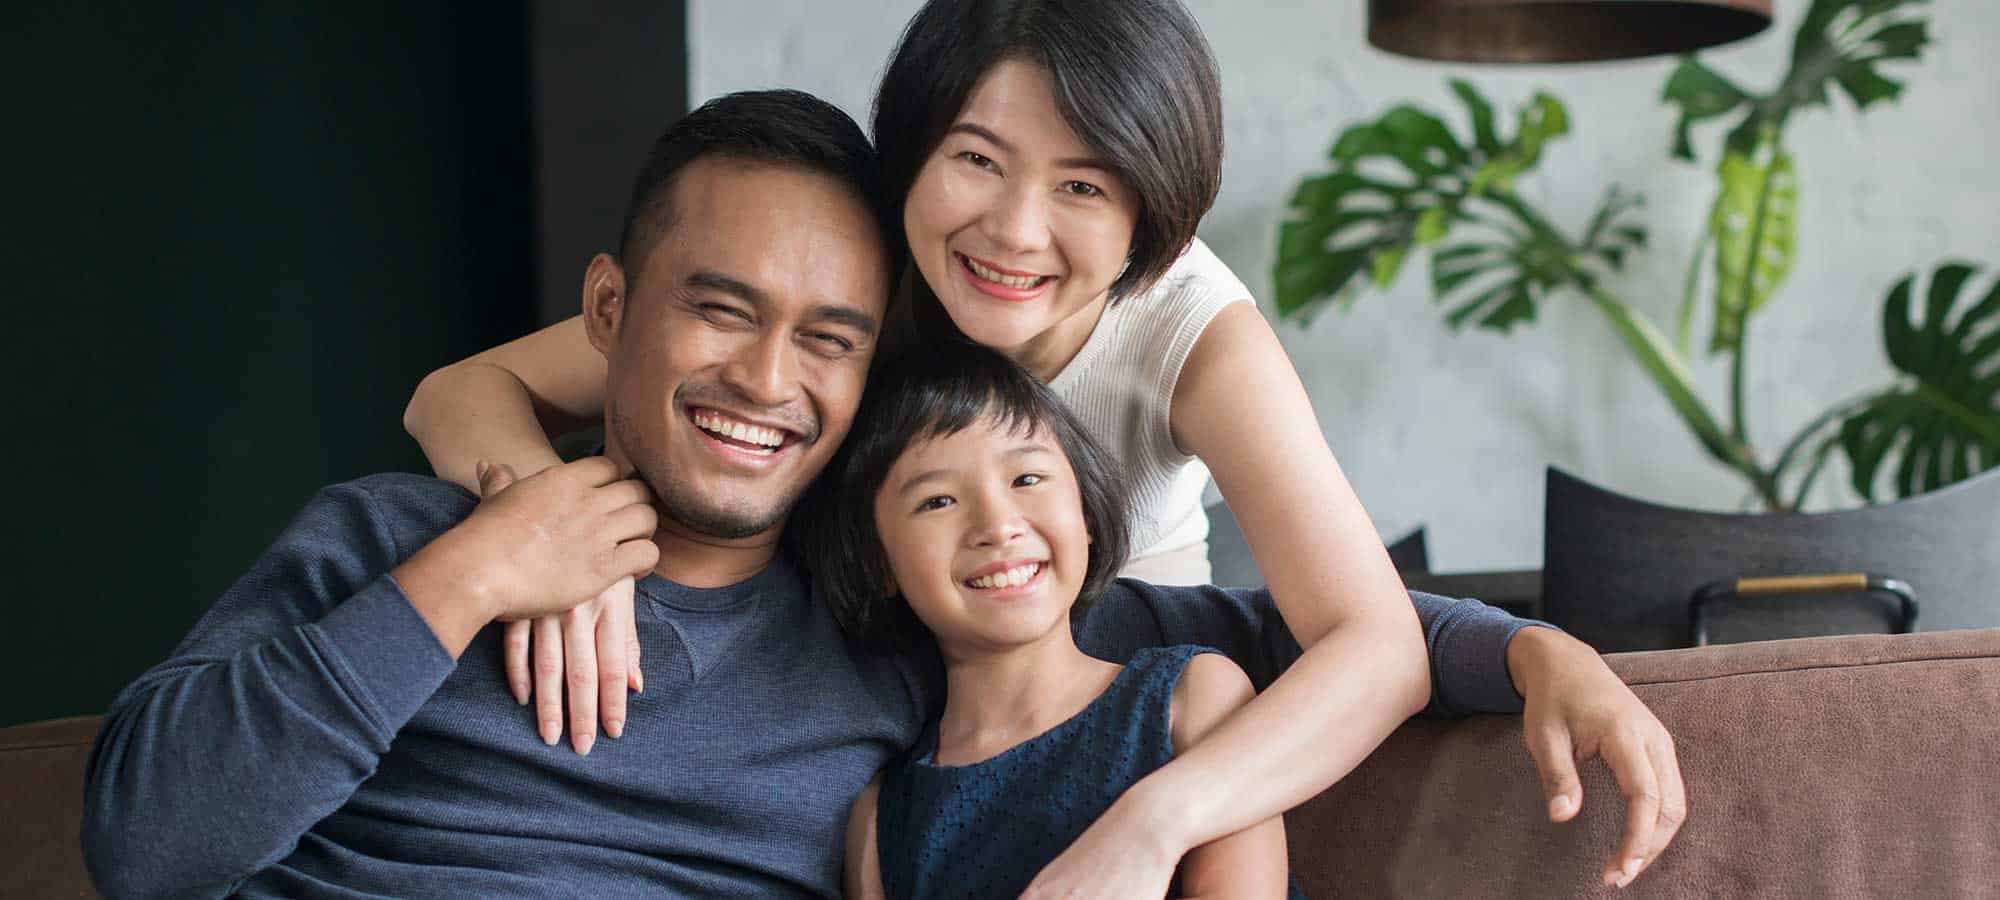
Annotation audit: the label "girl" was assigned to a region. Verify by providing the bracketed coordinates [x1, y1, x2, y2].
[407, 0, 1685, 890]
[810, 343, 1301, 900]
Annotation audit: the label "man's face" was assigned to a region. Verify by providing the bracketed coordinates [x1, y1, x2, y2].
[585, 157, 890, 542]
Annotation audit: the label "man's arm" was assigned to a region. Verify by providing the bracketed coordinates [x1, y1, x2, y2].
[1074, 579, 1546, 717]
[82, 481, 464, 899]
[82, 461, 657, 900]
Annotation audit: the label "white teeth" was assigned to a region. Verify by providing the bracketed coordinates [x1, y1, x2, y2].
[694, 411, 784, 449]
[964, 255, 1046, 290]
[967, 562, 1042, 590]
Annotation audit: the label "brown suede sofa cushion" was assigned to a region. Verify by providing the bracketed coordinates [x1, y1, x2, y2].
[1288, 628, 2000, 898]
[10, 629, 1997, 898]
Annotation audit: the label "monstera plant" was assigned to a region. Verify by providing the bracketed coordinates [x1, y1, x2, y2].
[1273, 0, 1997, 510]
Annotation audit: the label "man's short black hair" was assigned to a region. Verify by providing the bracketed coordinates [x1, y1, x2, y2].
[792, 341, 1132, 651]
[616, 89, 891, 284]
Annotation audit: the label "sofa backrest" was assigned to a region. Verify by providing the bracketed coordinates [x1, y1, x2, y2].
[1286, 628, 2000, 898]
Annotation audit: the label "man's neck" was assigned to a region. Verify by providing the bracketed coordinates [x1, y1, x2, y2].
[648, 520, 782, 589]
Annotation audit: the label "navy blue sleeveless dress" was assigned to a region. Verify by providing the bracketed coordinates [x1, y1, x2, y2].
[875, 645, 1308, 899]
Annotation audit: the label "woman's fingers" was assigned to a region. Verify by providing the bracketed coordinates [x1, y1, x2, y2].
[533, 615, 565, 746]
[596, 580, 634, 740]
[504, 620, 533, 706]
[1603, 732, 1662, 888]
[1525, 722, 1583, 823]
[564, 606, 600, 755]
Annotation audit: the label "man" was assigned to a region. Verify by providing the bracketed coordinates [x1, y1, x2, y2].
[83, 91, 1673, 898]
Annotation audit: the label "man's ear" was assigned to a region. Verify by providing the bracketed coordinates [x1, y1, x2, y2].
[581, 253, 628, 355]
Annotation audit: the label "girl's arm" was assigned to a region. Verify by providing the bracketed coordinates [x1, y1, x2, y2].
[403, 315, 608, 491]
[843, 777, 888, 900]
[1170, 654, 1291, 900]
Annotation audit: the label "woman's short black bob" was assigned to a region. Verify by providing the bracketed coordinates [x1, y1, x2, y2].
[792, 342, 1132, 650]
[872, 0, 1224, 303]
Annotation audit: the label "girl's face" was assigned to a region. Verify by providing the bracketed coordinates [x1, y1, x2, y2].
[901, 58, 1141, 358]
[873, 414, 1092, 656]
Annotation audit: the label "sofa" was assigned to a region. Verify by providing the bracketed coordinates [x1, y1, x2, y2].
[8, 629, 1998, 898]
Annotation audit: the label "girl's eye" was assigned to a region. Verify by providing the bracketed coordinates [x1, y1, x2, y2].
[957, 150, 998, 171]
[915, 495, 955, 513]
[1061, 180, 1104, 198]
[1014, 473, 1045, 488]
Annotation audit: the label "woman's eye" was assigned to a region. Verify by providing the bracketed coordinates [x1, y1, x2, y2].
[916, 495, 955, 513]
[1061, 180, 1104, 198]
[1014, 473, 1045, 488]
[957, 151, 997, 171]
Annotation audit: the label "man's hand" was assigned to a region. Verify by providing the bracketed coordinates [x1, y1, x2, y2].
[478, 463, 647, 754]
[394, 457, 659, 657]
[1508, 626, 1688, 889]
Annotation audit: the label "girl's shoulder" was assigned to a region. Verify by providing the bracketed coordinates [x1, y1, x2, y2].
[1165, 648, 1255, 753]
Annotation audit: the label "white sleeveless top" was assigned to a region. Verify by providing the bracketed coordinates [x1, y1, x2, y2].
[1048, 238, 1250, 585]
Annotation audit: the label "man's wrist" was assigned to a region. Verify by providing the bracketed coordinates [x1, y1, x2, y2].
[390, 532, 505, 657]
[1505, 624, 1584, 699]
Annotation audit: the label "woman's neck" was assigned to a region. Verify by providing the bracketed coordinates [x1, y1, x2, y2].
[934, 625, 1121, 766]
[1006, 293, 1109, 382]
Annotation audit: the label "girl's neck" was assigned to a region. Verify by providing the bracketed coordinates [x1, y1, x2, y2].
[935, 625, 1121, 766]
[1005, 293, 1109, 382]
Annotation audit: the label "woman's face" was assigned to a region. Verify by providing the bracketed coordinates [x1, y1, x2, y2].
[872, 414, 1092, 657]
[902, 58, 1141, 357]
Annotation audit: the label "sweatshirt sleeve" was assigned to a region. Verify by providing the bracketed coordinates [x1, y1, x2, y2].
[81, 481, 460, 900]
[1072, 580, 1551, 718]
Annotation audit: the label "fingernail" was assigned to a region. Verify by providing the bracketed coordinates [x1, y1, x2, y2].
[1624, 858, 1641, 880]
[540, 722, 558, 746]
[513, 686, 528, 706]
[1551, 794, 1575, 818]
[634, 669, 644, 693]
[576, 733, 595, 756]
[606, 719, 623, 739]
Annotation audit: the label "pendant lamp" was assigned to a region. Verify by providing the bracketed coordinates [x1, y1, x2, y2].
[1368, 0, 1775, 63]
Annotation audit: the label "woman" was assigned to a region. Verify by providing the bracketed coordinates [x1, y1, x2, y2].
[404, 0, 1685, 892]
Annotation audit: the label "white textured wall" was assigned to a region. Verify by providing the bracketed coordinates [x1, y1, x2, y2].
[691, 1, 2000, 570]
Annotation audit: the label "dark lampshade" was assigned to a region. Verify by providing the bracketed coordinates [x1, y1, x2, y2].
[1369, 0, 1775, 63]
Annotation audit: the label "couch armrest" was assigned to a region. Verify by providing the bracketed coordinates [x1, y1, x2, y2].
[2, 714, 104, 899]
[1285, 629, 2000, 898]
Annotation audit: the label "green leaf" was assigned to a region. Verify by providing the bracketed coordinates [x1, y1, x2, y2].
[1512, 93, 1569, 167]
[1833, 59, 1904, 108]
[1783, 0, 1931, 117]
[1661, 57, 1751, 161]
[1414, 207, 1451, 244]
[1706, 143, 1798, 353]
[1838, 262, 2000, 501]
[1864, 20, 1928, 59]
[1448, 79, 1501, 156]
[1331, 106, 1465, 177]
[1371, 244, 1411, 288]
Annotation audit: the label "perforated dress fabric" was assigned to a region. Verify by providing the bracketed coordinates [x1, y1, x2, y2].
[875, 645, 1307, 898]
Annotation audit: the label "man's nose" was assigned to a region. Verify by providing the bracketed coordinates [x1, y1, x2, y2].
[980, 182, 1051, 256]
[720, 330, 803, 409]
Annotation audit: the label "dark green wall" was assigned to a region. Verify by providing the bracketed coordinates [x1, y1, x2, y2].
[2, 4, 535, 726]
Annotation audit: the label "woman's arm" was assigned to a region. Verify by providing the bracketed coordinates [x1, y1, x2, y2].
[1022, 303, 1428, 899]
[403, 315, 608, 492]
[1170, 654, 1291, 900]
[1149, 300, 1432, 840]
[843, 777, 888, 900]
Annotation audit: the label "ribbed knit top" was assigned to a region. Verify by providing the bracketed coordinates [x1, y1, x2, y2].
[1048, 237, 1251, 582]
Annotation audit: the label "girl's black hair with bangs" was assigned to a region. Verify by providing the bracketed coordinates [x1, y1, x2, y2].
[792, 341, 1131, 650]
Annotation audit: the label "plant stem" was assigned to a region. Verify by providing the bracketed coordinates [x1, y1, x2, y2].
[1677, 231, 1711, 356]
[1730, 138, 1785, 448]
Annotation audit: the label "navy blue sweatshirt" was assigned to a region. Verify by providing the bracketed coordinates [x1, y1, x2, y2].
[82, 473, 1536, 898]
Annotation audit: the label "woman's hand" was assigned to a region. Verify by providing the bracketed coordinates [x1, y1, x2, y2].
[479, 463, 646, 756]
[1508, 627, 1688, 889]
[1018, 785, 1185, 900]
